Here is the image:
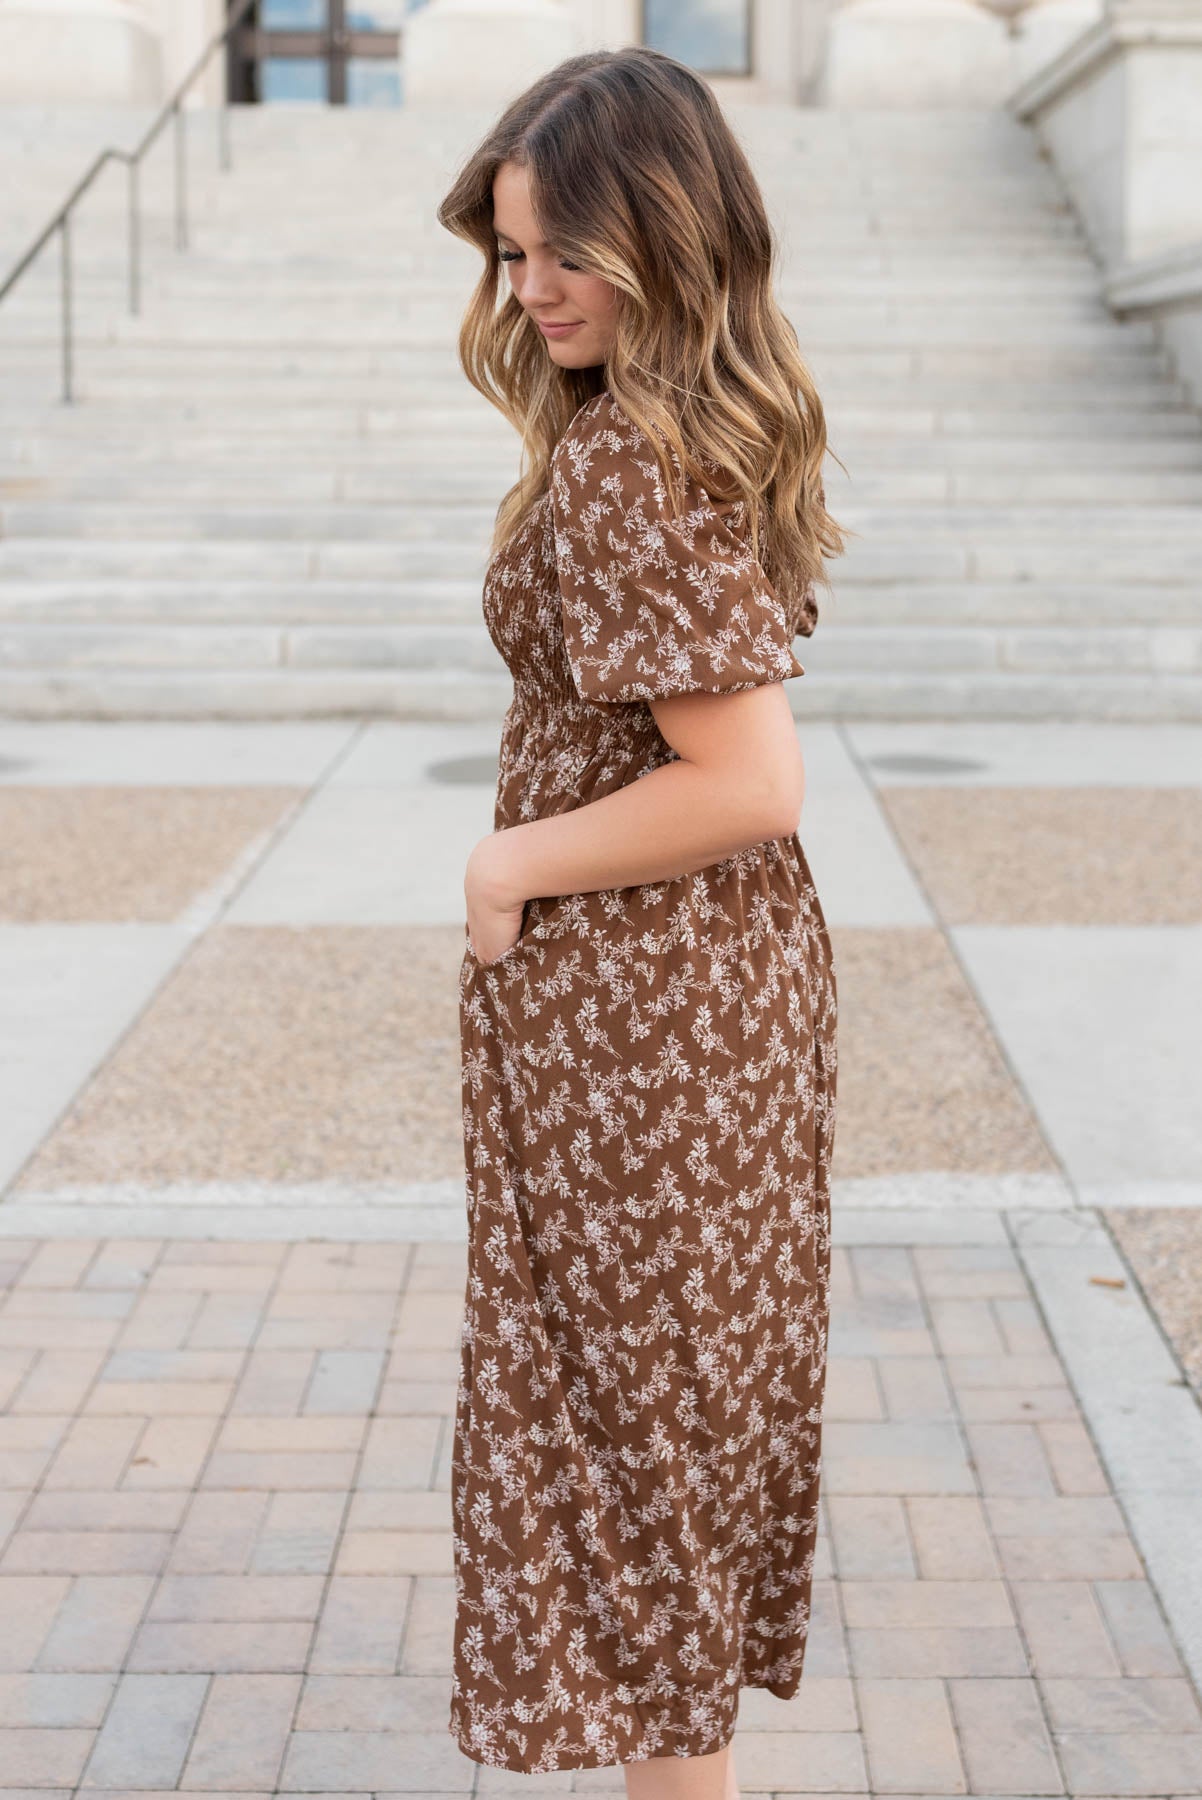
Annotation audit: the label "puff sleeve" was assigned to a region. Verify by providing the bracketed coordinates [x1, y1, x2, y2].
[549, 394, 808, 709]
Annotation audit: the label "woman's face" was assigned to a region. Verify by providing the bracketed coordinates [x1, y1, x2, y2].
[491, 159, 619, 373]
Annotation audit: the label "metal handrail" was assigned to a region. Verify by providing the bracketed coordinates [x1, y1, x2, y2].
[0, 0, 257, 404]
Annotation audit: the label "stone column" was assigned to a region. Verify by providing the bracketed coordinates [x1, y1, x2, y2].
[402, 0, 577, 106]
[0, 0, 165, 103]
[814, 0, 1013, 105]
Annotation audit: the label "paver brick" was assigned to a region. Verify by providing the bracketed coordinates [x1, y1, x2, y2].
[79, 1671, 208, 1788]
[308, 1577, 411, 1673]
[911, 1245, 1026, 1298]
[1041, 1674, 1202, 1732]
[1011, 1581, 1122, 1677]
[735, 1677, 857, 1732]
[35, 1574, 155, 1672]
[8, 1350, 105, 1414]
[858, 1677, 966, 1792]
[848, 1625, 1028, 1677]
[26, 1488, 188, 1531]
[128, 1619, 313, 1673]
[216, 1416, 365, 1453]
[201, 1449, 359, 1490]
[841, 1579, 1012, 1629]
[166, 1490, 270, 1574]
[906, 1496, 1000, 1579]
[17, 1242, 99, 1289]
[390, 1294, 464, 1356]
[187, 1292, 271, 1349]
[113, 1291, 204, 1351]
[182, 1672, 301, 1789]
[720, 1730, 868, 1791]
[994, 1295, 1056, 1357]
[42, 1417, 145, 1489]
[998, 1533, 1144, 1581]
[822, 1357, 883, 1422]
[280, 1243, 411, 1293]
[251, 1490, 346, 1575]
[1039, 1419, 1110, 1495]
[927, 1296, 1008, 1358]
[1093, 1579, 1185, 1676]
[148, 1573, 325, 1622]
[278, 1727, 475, 1790]
[1055, 1730, 1202, 1793]
[296, 1673, 449, 1730]
[820, 1421, 975, 1495]
[948, 1676, 1064, 1793]
[0, 1725, 95, 1785]
[944, 1354, 1066, 1390]
[304, 1349, 385, 1415]
[2, 1530, 172, 1576]
[124, 1417, 217, 1489]
[85, 1380, 233, 1415]
[358, 1417, 442, 1489]
[230, 1350, 315, 1417]
[957, 1385, 1079, 1422]
[398, 1576, 454, 1674]
[826, 1495, 915, 1579]
[877, 1356, 955, 1421]
[345, 1491, 448, 1533]
[149, 1262, 278, 1295]
[0, 1671, 116, 1726]
[963, 1421, 1058, 1495]
[82, 1241, 159, 1291]
[335, 1530, 453, 1576]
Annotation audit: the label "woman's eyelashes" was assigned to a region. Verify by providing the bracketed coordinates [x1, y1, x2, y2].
[497, 248, 582, 271]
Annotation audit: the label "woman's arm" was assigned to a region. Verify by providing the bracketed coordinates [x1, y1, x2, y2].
[465, 681, 806, 964]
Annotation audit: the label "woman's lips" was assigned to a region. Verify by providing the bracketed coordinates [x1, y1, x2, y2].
[537, 320, 584, 338]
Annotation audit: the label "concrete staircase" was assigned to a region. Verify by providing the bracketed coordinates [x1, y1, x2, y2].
[1, 102, 1200, 720]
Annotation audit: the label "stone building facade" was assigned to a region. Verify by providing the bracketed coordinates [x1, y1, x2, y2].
[0, 0, 1100, 111]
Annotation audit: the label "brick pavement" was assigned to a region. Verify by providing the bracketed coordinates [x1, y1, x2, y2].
[1, 718, 1201, 1795]
[0, 1232, 1200, 1795]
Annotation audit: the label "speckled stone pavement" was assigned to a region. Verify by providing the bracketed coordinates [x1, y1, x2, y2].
[1, 719, 1201, 1799]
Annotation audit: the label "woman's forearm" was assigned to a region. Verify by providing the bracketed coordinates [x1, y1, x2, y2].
[479, 754, 803, 911]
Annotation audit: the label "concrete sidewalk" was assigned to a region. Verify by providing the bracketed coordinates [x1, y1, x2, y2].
[1, 717, 1201, 1796]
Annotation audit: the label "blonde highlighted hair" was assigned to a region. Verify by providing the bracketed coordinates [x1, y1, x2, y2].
[436, 46, 848, 625]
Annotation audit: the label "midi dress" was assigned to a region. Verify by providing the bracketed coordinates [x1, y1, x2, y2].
[450, 388, 838, 1775]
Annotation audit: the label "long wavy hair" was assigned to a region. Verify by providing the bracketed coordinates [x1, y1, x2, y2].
[436, 46, 848, 625]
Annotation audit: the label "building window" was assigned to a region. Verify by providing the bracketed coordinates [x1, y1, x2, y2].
[230, 0, 407, 105]
[641, 0, 752, 77]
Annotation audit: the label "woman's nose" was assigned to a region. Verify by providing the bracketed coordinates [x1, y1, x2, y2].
[521, 256, 564, 308]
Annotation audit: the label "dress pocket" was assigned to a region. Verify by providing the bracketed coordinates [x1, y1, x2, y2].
[463, 902, 540, 971]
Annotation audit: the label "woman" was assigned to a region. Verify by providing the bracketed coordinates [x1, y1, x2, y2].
[437, 45, 845, 1799]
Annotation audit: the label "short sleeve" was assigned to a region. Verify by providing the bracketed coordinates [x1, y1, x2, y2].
[549, 393, 807, 709]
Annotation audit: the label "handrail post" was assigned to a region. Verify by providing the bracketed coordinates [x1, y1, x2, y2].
[219, 84, 231, 172]
[173, 99, 188, 252]
[60, 214, 74, 406]
[129, 159, 141, 316]
[1, 0, 260, 402]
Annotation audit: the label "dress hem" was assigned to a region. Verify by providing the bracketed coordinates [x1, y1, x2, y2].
[449, 1671, 803, 1774]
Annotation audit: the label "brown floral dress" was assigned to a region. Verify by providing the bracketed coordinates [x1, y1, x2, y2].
[450, 390, 838, 1774]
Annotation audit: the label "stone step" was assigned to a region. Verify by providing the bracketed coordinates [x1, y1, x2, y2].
[0, 664, 1197, 722]
[0, 312, 1164, 351]
[4, 466, 1202, 507]
[1, 532, 1199, 587]
[1, 619, 1199, 678]
[2, 101, 1199, 723]
[1, 577, 1198, 628]
[6, 497, 1202, 541]
[6, 407, 1197, 455]
[5, 431, 1199, 476]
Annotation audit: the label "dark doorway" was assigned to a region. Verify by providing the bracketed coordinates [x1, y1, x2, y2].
[228, 1, 404, 106]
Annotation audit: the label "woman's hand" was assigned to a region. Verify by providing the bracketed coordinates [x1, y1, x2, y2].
[464, 830, 529, 965]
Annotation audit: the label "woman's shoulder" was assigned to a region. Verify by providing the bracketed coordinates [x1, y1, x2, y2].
[552, 388, 632, 471]
[551, 388, 705, 510]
